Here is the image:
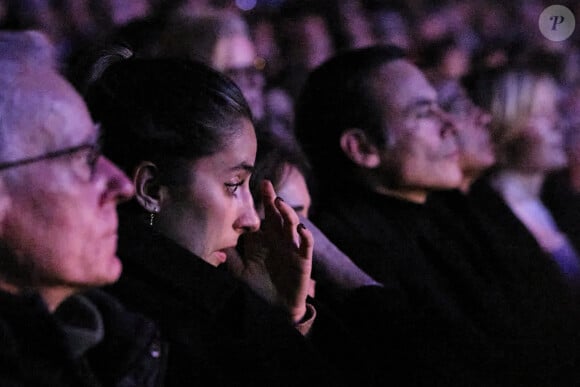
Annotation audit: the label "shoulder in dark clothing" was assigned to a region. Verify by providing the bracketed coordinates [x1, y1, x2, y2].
[107, 213, 371, 387]
[0, 289, 165, 387]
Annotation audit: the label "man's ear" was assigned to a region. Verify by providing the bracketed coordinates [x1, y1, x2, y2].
[340, 128, 381, 168]
[133, 161, 163, 212]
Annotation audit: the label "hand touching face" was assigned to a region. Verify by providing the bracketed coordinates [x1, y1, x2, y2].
[228, 180, 314, 324]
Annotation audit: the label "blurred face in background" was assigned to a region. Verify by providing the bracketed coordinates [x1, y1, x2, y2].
[214, 34, 266, 121]
[518, 78, 566, 172]
[437, 80, 495, 177]
[275, 163, 311, 218]
[491, 74, 566, 173]
[283, 15, 334, 70]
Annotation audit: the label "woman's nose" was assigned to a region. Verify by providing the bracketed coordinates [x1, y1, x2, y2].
[237, 206, 261, 233]
[235, 189, 261, 233]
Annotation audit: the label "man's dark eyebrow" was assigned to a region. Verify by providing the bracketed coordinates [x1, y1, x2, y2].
[292, 205, 305, 212]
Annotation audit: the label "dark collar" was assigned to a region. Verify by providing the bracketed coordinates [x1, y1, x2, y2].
[116, 213, 241, 314]
[54, 294, 104, 359]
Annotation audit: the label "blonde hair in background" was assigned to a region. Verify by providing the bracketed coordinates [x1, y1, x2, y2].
[488, 70, 557, 167]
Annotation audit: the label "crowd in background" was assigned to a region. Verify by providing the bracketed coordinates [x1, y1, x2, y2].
[2, 1, 580, 386]
[2, 0, 580, 122]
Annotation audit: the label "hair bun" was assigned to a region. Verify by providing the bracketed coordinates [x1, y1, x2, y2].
[72, 44, 135, 95]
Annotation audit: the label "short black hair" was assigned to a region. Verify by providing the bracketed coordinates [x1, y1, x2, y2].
[294, 44, 406, 191]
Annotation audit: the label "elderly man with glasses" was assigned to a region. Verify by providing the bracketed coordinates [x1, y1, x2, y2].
[0, 31, 166, 387]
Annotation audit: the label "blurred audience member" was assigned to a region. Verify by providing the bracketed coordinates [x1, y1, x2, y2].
[277, 1, 335, 102]
[418, 35, 471, 83]
[245, 7, 284, 84]
[366, 2, 412, 52]
[474, 69, 575, 265]
[249, 122, 379, 303]
[295, 45, 497, 386]
[296, 44, 580, 386]
[261, 86, 295, 145]
[251, 129, 312, 218]
[156, 10, 266, 122]
[561, 83, 580, 193]
[541, 81, 580, 284]
[430, 77, 494, 191]
[326, 0, 375, 50]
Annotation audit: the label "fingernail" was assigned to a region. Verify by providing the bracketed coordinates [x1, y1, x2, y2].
[275, 196, 284, 204]
[297, 223, 306, 231]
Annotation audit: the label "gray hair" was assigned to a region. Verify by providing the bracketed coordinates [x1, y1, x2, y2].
[0, 30, 57, 70]
[0, 30, 59, 165]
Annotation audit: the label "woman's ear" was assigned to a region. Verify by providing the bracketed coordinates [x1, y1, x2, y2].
[339, 128, 381, 168]
[133, 161, 163, 212]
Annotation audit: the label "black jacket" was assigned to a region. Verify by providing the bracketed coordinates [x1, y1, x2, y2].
[313, 186, 580, 386]
[106, 213, 371, 387]
[0, 289, 166, 387]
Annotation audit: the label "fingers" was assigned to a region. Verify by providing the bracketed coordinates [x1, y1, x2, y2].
[276, 199, 300, 246]
[261, 180, 281, 229]
[297, 223, 314, 262]
[260, 179, 277, 209]
[261, 178, 296, 240]
[261, 179, 305, 249]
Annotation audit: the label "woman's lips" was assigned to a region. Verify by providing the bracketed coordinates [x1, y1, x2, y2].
[213, 250, 228, 264]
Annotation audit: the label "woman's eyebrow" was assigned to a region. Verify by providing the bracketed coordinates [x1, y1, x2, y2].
[229, 162, 255, 173]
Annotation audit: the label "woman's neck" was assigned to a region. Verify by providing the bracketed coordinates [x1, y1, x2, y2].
[490, 169, 546, 203]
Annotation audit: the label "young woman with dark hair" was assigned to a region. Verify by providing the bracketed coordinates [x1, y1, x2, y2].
[82, 49, 372, 387]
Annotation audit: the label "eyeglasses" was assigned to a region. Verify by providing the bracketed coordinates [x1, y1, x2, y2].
[224, 57, 266, 84]
[0, 139, 102, 181]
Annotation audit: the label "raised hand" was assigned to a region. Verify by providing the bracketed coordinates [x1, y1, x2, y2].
[228, 180, 313, 324]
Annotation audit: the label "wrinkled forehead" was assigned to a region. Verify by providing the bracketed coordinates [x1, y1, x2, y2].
[372, 60, 437, 112]
[4, 69, 96, 153]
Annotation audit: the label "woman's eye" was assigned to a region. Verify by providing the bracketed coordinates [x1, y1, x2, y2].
[225, 181, 244, 195]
